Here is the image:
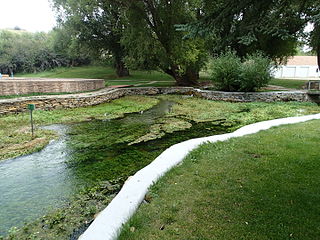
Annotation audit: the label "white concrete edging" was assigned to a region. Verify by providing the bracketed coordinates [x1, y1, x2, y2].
[79, 113, 320, 240]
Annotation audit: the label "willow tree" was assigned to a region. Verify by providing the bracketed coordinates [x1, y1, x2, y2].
[52, 0, 129, 77]
[182, 0, 312, 62]
[122, 0, 207, 86]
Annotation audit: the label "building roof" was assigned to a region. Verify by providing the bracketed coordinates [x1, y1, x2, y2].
[286, 56, 318, 66]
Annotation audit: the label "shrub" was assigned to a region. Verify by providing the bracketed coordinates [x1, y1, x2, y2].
[209, 52, 272, 92]
[209, 52, 242, 92]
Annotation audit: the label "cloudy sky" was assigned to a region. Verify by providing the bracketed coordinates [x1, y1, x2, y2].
[0, 0, 56, 32]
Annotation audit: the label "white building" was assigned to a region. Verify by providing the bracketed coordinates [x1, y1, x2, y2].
[273, 56, 319, 78]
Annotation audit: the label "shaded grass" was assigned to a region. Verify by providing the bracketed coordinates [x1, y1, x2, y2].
[15, 66, 116, 79]
[0, 96, 159, 160]
[16, 65, 174, 82]
[16, 65, 209, 89]
[269, 78, 308, 89]
[119, 120, 320, 240]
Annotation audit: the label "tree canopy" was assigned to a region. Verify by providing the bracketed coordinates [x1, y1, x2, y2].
[121, 0, 208, 86]
[180, 0, 319, 68]
[0, 29, 90, 74]
[3, 0, 318, 84]
[52, 0, 130, 77]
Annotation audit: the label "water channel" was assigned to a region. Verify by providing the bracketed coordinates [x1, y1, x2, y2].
[0, 100, 229, 236]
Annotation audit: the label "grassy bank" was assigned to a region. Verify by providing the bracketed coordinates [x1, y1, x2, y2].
[2, 96, 320, 239]
[119, 119, 320, 240]
[1, 95, 320, 161]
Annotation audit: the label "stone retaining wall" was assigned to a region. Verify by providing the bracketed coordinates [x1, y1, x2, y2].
[195, 89, 310, 102]
[0, 87, 314, 115]
[0, 78, 105, 96]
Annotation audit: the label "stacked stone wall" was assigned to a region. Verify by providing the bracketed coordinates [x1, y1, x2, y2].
[0, 87, 313, 115]
[0, 78, 105, 96]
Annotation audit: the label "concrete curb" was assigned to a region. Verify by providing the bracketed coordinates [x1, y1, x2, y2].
[79, 113, 320, 240]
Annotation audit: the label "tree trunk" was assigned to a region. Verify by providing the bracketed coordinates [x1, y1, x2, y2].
[313, 23, 320, 76]
[115, 59, 130, 77]
[317, 45, 320, 74]
[165, 65, 199, 86]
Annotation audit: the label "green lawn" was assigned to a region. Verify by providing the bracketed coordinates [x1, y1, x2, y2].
[119, 119, 320, 240]
[15, 66, 310, 90]
[16, 65, 212, 88]
[269, 79, 308, 89]
[16, 65, 175, 83]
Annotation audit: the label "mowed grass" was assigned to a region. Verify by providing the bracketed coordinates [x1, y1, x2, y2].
[15, 65, 310, 90]
[119, 120, 320, 240]
[16, 65, 212, 88]
[269, 79, 308, 89]
[16, 65, 175, 84]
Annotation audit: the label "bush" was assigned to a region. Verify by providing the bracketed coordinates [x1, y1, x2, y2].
[209, 52, 272, 92]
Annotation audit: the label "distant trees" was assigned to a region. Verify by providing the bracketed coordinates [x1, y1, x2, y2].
[0, 29, 90, 74]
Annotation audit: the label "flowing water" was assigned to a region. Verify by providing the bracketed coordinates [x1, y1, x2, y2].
[0, 100, 229, 236]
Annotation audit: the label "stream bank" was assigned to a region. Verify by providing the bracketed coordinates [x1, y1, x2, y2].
[1, 95, 320, 239]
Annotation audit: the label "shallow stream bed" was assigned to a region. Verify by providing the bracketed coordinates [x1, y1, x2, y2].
[0, 100, 230, 237]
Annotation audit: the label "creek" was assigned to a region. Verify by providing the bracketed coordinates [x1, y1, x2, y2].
[0, 100, 230, 236]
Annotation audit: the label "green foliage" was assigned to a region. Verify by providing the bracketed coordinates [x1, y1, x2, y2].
[0, 30, 56, 73]
[240, 53, 273, 91]
[209, 52, 242, 92]
[122, 0, 208, 86]
[52, 0, 129, 77]
[0, 29, 88, 74]
[49, 26, 91, 66]
[209, 52, 272, 92]
[181, 0, 313, 62]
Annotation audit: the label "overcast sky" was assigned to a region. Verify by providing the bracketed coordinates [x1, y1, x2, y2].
[0, 0, 56, 32]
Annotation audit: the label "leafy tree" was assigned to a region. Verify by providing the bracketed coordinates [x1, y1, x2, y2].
[122, 0, 207, 86]
[305, 5, 320, 70]
[182, 0, 311, 62]
[52, 0, 129, 77]
[0, 30, 69, 74]
[48, 26, 91, 67]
